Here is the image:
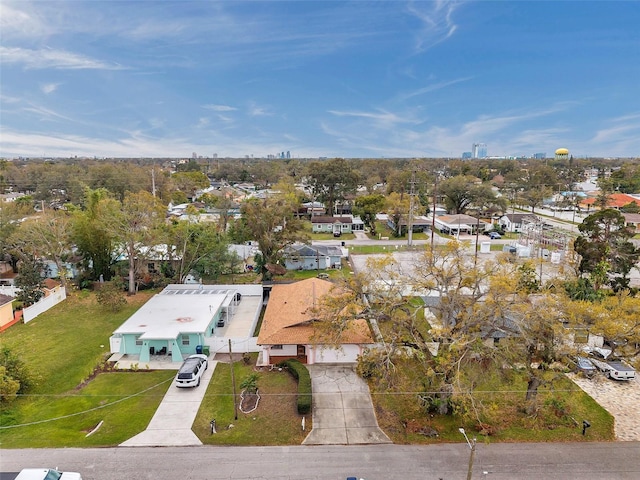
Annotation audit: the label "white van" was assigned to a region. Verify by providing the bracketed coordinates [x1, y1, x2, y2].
[175, 354, 208, 387]
[15, 469, 82, 480]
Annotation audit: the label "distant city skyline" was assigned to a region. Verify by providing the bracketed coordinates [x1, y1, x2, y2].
[1, 1, 639, 159]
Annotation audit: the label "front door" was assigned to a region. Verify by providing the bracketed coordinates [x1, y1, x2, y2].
[296, 345, 307, 362]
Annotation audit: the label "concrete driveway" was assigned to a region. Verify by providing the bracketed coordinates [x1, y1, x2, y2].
[569, 372, 640, 441]
[303, 365, 391, 445]
[120, 361, 217, 447]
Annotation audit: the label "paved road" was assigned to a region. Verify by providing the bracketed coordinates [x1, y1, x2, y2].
[2, 443, 640, 480]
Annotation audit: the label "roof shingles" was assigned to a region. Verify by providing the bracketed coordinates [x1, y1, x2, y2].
[257, 278, 373, 346]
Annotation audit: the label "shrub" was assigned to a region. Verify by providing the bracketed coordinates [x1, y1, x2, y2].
[96, 281, 127, 312]
[0, 347, 38, 403]
[278, 359, 312, 415]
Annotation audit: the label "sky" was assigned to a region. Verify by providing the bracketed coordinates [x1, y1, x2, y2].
[1, 1, 639, 160]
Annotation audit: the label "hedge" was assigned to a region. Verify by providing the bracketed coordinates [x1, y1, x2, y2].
[278, 359, 312, 414]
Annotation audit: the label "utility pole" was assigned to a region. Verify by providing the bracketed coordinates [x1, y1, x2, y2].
[408, 170, 416, 247]
[459, 428, 477, 480]
[430, 174, 438, 252]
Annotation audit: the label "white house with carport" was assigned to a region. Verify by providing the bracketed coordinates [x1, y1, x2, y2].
[109, 284, 263, 364]
[431, 214, 491, 235]
[499, 213, 539, 233]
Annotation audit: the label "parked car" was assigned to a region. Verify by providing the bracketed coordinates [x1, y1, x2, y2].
[582, 345, 612, 359]
[175, 354, 208, 388]
[590, 358, 636, 381]
[574, 356, 596, 377]
[488, 232, 501, 239]
[15, 469, 82, 480]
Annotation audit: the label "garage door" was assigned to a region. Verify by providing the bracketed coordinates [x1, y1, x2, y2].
[314, 345, 360, 363]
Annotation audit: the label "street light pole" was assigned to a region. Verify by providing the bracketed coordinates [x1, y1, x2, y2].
[459, 427, 477, 480]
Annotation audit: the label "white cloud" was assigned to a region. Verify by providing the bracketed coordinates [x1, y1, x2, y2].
[406, 0, 463, 53]
[399, 76, 473, 101]
[40, 83, 60, 94]
[328, 109, 416, 127]
[248, 103, 272, 117]
[202, 104, 237, 112]
[0, 46, 123, 70]
[0, 3, 51, 40]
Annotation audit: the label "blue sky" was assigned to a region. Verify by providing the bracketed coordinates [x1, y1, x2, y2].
[1, 0, 639, 159]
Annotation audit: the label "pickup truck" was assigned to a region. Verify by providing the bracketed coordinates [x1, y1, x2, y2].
[590, 359, 636, 381]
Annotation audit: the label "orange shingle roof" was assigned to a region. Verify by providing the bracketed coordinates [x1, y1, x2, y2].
[580, 193, 640, 209]
[257, 277, 373, 346]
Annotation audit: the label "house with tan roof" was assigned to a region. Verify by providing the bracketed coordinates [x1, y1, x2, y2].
[579, 193, 640, 212]
[257, 278, 374, 366]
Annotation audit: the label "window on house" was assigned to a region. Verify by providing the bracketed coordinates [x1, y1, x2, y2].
[135, 335, 142, 346]
[181, 335, 190, 346]
[148, 262, 157, 273]
[271, 345, 283, 350]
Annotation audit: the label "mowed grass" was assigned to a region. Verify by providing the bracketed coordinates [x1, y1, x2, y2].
[0, 371, 174, 448]
[0, 289, 175, 448]
[194, 359, 309, 445]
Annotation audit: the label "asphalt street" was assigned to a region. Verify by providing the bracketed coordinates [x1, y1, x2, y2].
[2, 443, 640, 480]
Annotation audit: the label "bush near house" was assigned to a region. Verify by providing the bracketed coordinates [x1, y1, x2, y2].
[279, 359, 312, 414]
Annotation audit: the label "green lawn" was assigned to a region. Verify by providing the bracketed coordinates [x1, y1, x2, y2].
[0, 289, 173, 448]
[194, 359, 308, 445]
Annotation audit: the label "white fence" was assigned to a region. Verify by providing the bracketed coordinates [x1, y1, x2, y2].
[23, 286, 67, 323]
[207, 336, 260, 355]
[0, 285, 19, 297]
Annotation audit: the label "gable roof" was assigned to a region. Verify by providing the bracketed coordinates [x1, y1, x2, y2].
[43, 278, 61, 290]
[311, 216, 353, 224]
[283, 244, 343, 258]
[581, 193, 640, 209]
[0, 294, 14, 306]
[257, 278, 373, 345]
[501, 213, 539, 223]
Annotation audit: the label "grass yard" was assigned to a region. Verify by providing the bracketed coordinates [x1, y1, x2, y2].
[0, 289, 174, 448]
[194, 359, 309, 445]
[371, 371, 614, 444]
[0, 371, 174, 448]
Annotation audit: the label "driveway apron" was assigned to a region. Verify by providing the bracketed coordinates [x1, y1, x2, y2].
[120, 361, 217, 447]
[303, 365, 391, 445]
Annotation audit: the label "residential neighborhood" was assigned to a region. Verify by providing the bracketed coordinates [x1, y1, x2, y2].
[1, 155, 640, 457]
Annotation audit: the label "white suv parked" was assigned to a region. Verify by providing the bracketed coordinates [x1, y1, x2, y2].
[175, 354, 208, 388]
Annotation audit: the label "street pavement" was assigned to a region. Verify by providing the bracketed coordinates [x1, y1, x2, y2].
[3, 443, 640, 480]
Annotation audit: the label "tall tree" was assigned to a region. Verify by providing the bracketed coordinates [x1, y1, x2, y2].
[574, 209, 640, 290]
[164, 221, 232, 283]
[112, 191, 166, 294]
[7, 210, 72, 288]
[72, 188, 120, 281]
[438, 176, 477, 214]
[239, 196, 308, 280]
[14, 257, 45, 306]
[353, 194, 386, 236]
[306, 158, 359, 216]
